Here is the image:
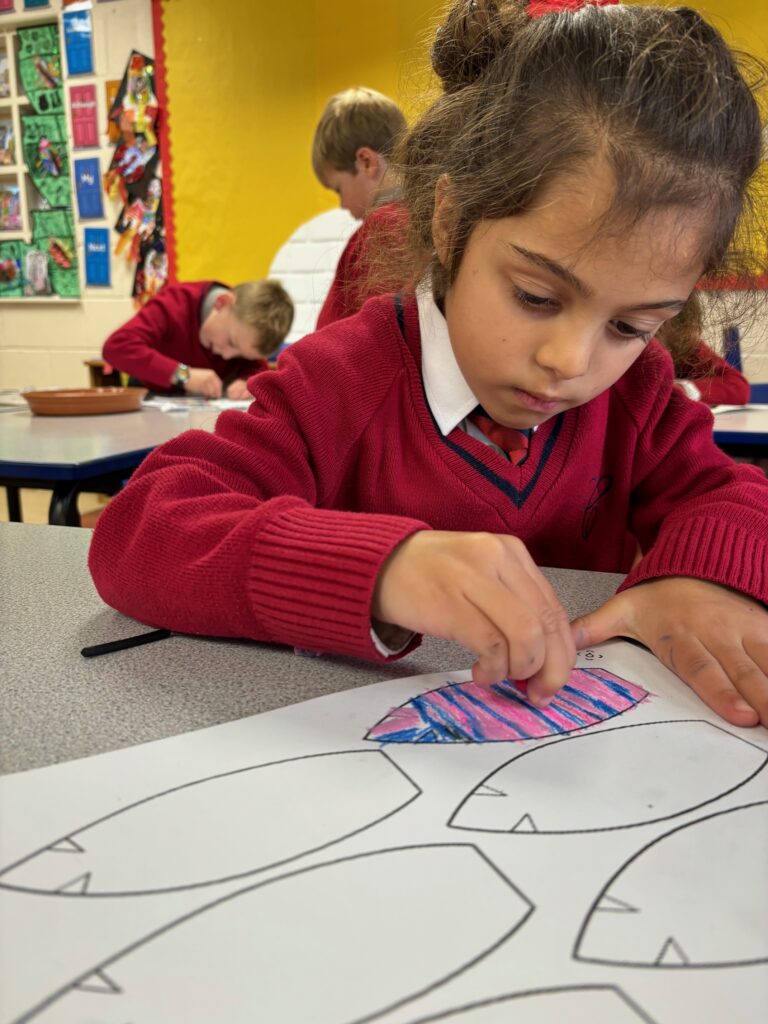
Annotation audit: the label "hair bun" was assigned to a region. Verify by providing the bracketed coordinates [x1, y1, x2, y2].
[431, 0, 528, 93]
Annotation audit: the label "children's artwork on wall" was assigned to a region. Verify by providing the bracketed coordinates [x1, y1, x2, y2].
[104, 133, 158, 202]
[0, 53, 10, 96]
[23, 0, 50, 8]
[114, 176, 161, 264]
[74, 156, 103, 218]
[84, 226, 109, 286]
[21, 113, 70, 207]
[0, 118, 15, 163]
[0, 241, 22, 295]
[0, 639, 765, 1024]
[104, 78, 121, 142]
[31, 208, 79, 297]
[23, 247, 52, 295]
[107, 50, 157, 146]
[17, 24, 63, 116]
[69, 83, 98, 147]
[62, 2, 94, 76]
[132, 234, 166, 306]
[0, 184, 20, 230]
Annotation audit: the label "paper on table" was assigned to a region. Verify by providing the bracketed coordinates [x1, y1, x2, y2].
[142, 396, 252, 413]
[1, 639, 766, 1024]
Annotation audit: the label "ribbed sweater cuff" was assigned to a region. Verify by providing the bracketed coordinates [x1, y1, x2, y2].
[620, 518, 767, 604]
[248, 504, 429, 661]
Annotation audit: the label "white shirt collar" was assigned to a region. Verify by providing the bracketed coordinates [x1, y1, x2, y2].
[417, 283, 479, 436]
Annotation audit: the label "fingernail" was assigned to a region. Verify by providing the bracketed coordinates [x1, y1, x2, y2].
[734, 699, 754, 714]
[530, 693, 551, 708]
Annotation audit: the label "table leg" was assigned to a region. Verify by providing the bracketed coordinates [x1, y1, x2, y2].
[49, 484, 81, 527]
[5, 485, 22, 522]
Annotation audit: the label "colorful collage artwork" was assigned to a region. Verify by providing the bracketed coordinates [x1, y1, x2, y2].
[0, 639, 766, 1023]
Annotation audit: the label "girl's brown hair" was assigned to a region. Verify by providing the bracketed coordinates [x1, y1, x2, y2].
[394, 0, 767, 360]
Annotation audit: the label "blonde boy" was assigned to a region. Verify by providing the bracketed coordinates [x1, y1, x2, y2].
[103, 279, 294, 399]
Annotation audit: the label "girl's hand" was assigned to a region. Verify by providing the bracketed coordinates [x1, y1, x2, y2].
[373, 531, 576, 706]
[571, 578, 768, 727]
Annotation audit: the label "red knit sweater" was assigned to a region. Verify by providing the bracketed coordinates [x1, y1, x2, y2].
[102, 281, 268, 393]
[89, 294, 768, 662]
[679, 342, 750, 405]
[316, 203, 410, 329]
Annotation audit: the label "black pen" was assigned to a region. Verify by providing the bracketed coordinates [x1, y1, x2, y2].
[81, 628, 172, 658]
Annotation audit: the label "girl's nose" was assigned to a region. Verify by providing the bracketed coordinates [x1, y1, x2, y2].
[535, 323, 594, 380]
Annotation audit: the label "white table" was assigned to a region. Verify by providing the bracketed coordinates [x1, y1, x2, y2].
[0, 404, 221, 525]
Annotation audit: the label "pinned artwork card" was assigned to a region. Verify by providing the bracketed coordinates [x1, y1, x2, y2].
[74, 156, 103, 218]
[0, 118, 14, 164]
[0, 184, 21, 231]
[84, 226, 110, 285]
[16, 24, 63, 115]
[70, 83, 98, 147]
[63, 2, 94, 76]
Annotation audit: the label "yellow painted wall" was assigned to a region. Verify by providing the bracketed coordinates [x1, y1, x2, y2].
[160, 0, 442, 282]
[161, 0, 767, 283]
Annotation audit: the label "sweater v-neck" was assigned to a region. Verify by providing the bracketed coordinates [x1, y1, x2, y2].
[393, 293, 576, 512]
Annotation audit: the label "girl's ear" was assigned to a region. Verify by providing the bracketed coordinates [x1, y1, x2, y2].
[214, 291, 235, 311]
[432, 175, 456, 266]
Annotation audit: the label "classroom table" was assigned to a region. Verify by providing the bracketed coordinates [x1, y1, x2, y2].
[0, 521, 624, 774]
[0, 404, 220, 526]
[712, 403, 768, 459]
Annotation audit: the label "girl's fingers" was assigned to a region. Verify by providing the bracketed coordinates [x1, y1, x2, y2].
[704, 637, 768, 727]
[468, 567, 575, 700]
[655, 634, 760, 728]
[513, 563, 575, 704]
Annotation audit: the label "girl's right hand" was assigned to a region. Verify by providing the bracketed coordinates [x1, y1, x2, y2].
[372, 530, 576, 706]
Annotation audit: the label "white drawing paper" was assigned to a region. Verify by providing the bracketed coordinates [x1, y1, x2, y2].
[1, 640, 767, 1024]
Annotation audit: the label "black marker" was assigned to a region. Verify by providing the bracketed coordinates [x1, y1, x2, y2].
[81, 628, 172, 658]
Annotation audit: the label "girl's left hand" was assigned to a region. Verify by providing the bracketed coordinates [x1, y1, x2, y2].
[571, 578, 768, 728]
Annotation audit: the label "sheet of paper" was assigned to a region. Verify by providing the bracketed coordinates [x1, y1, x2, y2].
[1, 640, 766, 1024]
[142, 396, 252, 413]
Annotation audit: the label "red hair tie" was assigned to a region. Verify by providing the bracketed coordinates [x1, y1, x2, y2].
[528, 0, 619, 17]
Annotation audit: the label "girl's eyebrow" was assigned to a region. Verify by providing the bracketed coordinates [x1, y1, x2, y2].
[507, 243, 687, 311]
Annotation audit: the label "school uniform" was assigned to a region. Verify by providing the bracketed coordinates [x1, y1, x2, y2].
[89, 289, 768, 662]
[316, 202, 409, 328]
[102, 281, 268, 393]
[676, 342, 751, 405]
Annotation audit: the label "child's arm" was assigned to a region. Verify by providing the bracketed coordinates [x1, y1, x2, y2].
[103, 286, 192, 391]
[571, 578, 768, 728]
[675, 341, 750, 406]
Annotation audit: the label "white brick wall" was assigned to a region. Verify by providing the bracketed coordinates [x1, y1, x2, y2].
[268, 209, 357, 345]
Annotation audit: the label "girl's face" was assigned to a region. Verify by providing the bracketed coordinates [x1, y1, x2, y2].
[437, 164, 706, 429]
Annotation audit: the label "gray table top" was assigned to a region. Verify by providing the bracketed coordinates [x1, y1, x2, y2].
[0, 405, 220, 469]
[0, 522, 624, 775]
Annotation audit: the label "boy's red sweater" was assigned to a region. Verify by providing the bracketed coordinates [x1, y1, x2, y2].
[102, 281, 267, 393]
[316, 203, 409, 328]
[89, 294, 768, 662]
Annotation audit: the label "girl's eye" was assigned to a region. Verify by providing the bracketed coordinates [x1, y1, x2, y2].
[514, 288, 557, 311]
[612, 320, 653, 343]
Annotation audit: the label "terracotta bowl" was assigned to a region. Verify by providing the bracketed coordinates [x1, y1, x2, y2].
[21, 387, 148, 416]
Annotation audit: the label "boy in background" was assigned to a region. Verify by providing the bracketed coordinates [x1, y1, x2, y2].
[312, 87, 408, 328]
[103, 279, 294, 399]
